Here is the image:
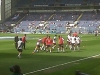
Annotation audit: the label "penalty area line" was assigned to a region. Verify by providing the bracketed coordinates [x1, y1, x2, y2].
[23, 54, 100, 75]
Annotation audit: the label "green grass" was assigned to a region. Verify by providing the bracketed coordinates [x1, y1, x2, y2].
[0, 33, 100, 75]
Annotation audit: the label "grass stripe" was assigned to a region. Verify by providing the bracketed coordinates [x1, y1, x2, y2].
[23, 54, 100, 75]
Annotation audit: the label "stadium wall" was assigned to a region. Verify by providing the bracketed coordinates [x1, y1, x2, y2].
[0, 0, 17, 23]
[0, 0, 5, 23]
[11, 0, 18, 16]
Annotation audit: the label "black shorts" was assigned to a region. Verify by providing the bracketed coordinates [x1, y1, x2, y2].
[53, 43, 56, 45]
[58, 44, 63, 47]
[43, 42, 46, 46]
[67, 41, 71, 45]
[76, 43, 80, 47]
[46, 45, 51, 48]
[36, 45, 40, 48]
[71, 43, 75, 46]
[18, 49, 22, 52]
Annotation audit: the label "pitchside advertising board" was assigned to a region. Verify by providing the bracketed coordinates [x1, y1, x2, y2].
[33, 4, 80, 7]
[33, 3, 100, 7]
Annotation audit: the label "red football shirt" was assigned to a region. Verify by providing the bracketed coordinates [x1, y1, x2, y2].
[73, 32, 78, 37]
[58, 37, 64, 44]
[22, 36, 26, 42]
[46, 38, 53, 45]
[42, 37, 47, 43]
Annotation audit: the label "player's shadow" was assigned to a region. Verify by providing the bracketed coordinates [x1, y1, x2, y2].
[75, 50, 83, 52]
[65, 50, 72, 53]
[52, 51, 72, 53]
[80, 48, 86, 50]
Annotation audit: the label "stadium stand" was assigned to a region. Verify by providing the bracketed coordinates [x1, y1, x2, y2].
[3, 10, 100, 34]
[13, 12, 81, 33]
[2, 0, 100, 34]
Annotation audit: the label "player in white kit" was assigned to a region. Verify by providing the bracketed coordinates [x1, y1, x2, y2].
[75, 36, 81, 50]
[66, 33, 72, 50]
[17, 38, 23, 58]
[52, 35, 57, 49]
[32, 38, 42, 53]
[70, 35, 76, 51]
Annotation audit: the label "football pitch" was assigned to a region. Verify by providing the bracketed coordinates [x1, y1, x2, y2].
[0, 33, 100, 75]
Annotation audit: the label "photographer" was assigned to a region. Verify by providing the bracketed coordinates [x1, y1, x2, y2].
[10, 65, 23, 75]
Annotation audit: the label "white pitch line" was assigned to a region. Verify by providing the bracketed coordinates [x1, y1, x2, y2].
[23, 54, 100, 75]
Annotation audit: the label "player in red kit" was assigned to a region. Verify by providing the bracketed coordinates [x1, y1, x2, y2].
[45, 36, 53, 53]
[41, 35, 48, 50]
[22, 34, 27, 49]
[73, 31, 78, 37]
[58, 35, 64, 52]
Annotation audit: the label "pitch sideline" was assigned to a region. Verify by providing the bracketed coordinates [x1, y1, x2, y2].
[23, 54, 100, 75]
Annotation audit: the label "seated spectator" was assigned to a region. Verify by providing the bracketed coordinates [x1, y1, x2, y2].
[10, 65, 23, 75]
